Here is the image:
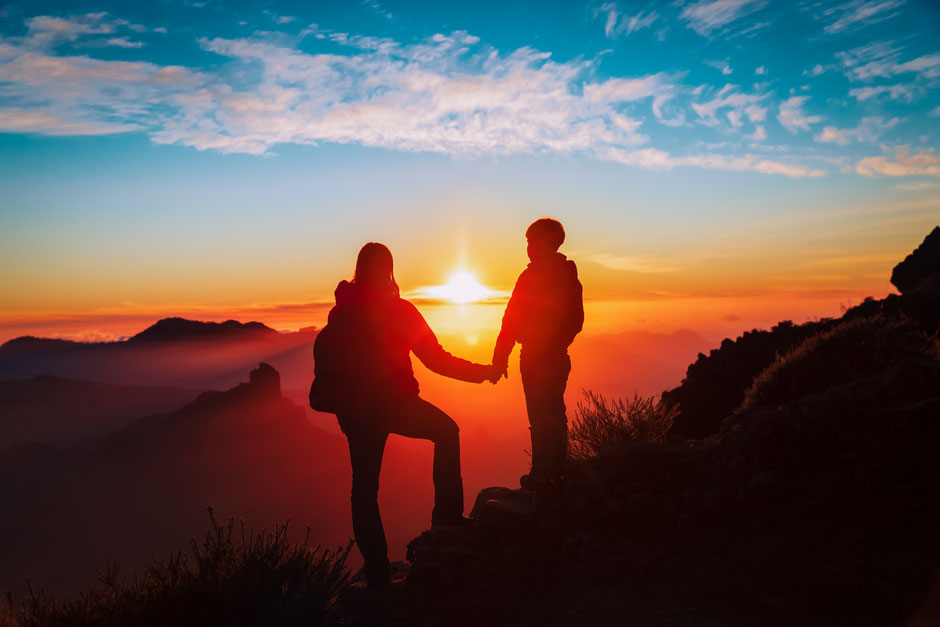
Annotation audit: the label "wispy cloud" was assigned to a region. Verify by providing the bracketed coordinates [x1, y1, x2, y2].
[606, 147, 826, 178]
[822, 0, 905, 34]
[849, 83, 918, 102]
[894, 180, 940, 191]
[705, 59, 733, 75]
[814, 116, 899, 145]
[837, 41, 940, 81]
[103, 37, 145, 48]
[0, 12, 835, 179]
[778, 96, 822, 133]
[856, 145, 940, 177]
[595, 3, 658, 38]
[0, 107, 141, 135]
[589, 253, 675, 273]
[680, 0, 765, 36]
[691, 85, 767, 130]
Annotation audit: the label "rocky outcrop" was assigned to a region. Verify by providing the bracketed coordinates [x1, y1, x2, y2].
[891, 226, 940, 294]
[662, 226, 940, 440]
[400, 349, 940, 626]
[249, 362, 281, 398]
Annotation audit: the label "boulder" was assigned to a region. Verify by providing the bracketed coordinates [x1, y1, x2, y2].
[891, 226, 940, 294]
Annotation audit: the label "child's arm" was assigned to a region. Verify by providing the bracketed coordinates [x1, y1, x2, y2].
[492, 271, 528, 372]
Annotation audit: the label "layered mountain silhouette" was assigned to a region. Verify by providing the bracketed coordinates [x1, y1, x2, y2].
[0, 318, 320, 402]
[0, 376, 199, 447]
[0, 364, 350, 594]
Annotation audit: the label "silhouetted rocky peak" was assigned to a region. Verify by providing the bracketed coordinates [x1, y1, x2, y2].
[249, 362, 281, 398]
[891, 225, 940, 294]
[128, 318, 277, 343]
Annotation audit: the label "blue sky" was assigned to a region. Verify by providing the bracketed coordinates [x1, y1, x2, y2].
[1, 0, 939, 339]
[1, 0, 938, 174]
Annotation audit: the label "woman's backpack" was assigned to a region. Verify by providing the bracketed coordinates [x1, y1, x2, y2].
[308, 307, 377, 416]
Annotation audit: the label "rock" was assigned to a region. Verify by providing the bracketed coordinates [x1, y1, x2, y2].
[471, 488, 537, 546]
[891, 226, 940, 294]
[900, 273, 940, 336]
[249, 362, 281, 397]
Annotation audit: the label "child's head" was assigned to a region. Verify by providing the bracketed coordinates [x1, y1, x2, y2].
[526, 218, 565, 261]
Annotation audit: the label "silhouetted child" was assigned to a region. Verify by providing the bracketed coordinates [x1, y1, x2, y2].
[491, 218, 583, 494]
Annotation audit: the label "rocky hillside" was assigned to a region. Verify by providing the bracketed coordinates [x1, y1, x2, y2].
[662, 225, 940, 440]
[384, 228, 940, 627]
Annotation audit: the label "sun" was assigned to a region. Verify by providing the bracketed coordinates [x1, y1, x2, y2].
[427, 270, 494, 304]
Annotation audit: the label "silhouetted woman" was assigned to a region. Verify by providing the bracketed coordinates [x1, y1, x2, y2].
[314, 242, 492, 589]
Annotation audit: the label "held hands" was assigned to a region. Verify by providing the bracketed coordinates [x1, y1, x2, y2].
[485, 362, 508, 385]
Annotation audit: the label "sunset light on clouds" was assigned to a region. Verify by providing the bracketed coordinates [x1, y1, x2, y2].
[0, 0, 938, 344]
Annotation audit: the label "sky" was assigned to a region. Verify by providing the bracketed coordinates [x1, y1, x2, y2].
[1, 0, 939, 345]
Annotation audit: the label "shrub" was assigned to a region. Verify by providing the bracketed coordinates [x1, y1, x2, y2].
[741, 315, 940, 411]
[3, 509, 350, 627]
[569, 391, 677, 460]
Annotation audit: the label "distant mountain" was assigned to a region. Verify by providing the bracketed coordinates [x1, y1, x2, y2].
[0, 318, 320, 402]
[127, 317, 279, 343]
[0, 375, 201, 447]
[0, 364, 351, 595]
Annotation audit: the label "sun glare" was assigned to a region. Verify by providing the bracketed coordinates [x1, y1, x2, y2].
[427, 270, 494, 304]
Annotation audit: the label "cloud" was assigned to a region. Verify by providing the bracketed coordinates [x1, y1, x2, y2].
[777, 96, 822, 132]
[588, 254, 675, 273]
[814, 116, 899, 145]
[680, 0, 765, 36]
[606, 147, 825, 178]
[0, 108, 141, 135]
[0, 13, 839, 179]
[745, 125, 766, 142]
[582, 71, 680, 122]
[156, 32, 661, 156]
[822, 0, 905, 34]
[100, 37, 145, 48]
[596, 4, 659, 38]
[805, 63, 828, 77]
[706, 60, 733, 75]
[21, 12, 148, 50]
[837, 41, 940, 81]
[931, 105, 940, 117]
[848, 83, 918, 102]
[855, 145, 940, 177]
[754, 65, 767, 75]
[691, 85, 767, 129]
[894, 180, 940, 191]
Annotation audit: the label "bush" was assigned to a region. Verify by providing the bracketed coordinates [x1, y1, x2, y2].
[569, 391, 677, 460]
[3, 509, 350, 627]
[741, 316, 940, 411]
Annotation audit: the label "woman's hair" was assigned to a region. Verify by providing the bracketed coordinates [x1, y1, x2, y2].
[353, 242, 400, 296]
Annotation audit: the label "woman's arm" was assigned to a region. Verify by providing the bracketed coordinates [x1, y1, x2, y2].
[407, 303, 490, 383]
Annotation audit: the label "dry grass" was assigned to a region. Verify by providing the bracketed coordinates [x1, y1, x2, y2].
[741, 315, 940, 411]
[2, 508, 350, 627]
[569, 391, 677, 460]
